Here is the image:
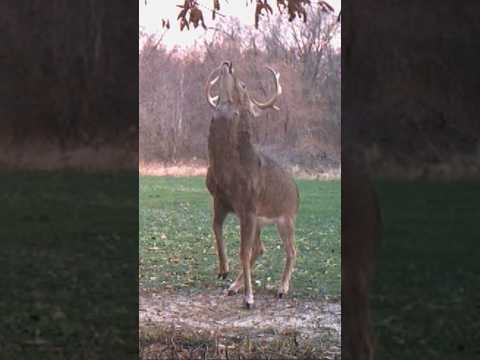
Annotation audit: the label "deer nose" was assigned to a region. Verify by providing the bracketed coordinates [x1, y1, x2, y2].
[222, 61, 233, 73]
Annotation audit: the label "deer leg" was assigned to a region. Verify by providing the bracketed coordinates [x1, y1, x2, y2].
[238, 214, 257, 308]
[227, 226, 264, 295]
[213, 199, 229, 279]
[276, 217, 297, 298]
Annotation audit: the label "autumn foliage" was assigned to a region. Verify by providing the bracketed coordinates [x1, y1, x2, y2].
[165, 0, 335, 30]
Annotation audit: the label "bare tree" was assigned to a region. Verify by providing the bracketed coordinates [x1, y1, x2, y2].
[139, 4, 340, 171]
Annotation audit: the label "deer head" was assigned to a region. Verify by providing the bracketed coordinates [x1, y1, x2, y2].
[205, 61, 282, 117]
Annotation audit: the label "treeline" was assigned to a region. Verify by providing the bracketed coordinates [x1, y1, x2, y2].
[139, 8, 340, 171]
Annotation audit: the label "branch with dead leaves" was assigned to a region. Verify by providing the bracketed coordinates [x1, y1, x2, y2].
[255, 0, 334, 28]
[177, 0, 207, 31]
[153, 0, 336, 32]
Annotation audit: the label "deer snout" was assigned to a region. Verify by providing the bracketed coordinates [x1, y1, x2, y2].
[222, 61, 233, 73]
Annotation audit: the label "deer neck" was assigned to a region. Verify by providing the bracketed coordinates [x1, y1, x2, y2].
[208, 109, 257, 171]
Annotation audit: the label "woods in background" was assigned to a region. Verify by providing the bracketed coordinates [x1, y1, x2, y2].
[140, 7, 340, 173]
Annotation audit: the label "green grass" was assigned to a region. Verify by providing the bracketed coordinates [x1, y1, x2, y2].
[373, 181, 480, 359]
[0, 172, 138, 359]
[139, 176, 340, 298]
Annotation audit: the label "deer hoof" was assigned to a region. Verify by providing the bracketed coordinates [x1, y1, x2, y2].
[244, 301, 255, 309]
[218, 272, 229, 280]
[244, 294, 254, 309]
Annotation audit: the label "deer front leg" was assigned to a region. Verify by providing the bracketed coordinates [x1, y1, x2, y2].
[239, 214, 257, 309]
[276, 217, 297, 298]
[213, 198, 229, 279]
[227, 226, 264, 295]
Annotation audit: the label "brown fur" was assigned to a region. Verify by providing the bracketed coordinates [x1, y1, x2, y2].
[205, 62, 299, 308]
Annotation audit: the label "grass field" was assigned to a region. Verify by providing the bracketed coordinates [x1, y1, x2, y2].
[139, 176, 341, 299]
[139, 176, 340, 359]
[373, 181, 480, 359]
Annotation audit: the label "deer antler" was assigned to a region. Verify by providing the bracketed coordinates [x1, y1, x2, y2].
[205, 66, 220, 108]
[250, 66, 282, 110]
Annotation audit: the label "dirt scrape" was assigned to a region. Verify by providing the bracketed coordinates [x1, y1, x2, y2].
[140, 289, 340, 355]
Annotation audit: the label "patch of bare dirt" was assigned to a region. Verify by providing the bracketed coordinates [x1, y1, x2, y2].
[139, 161, 340, 180]
[140, 289, 340, 359]
[139, 161, 208, 177]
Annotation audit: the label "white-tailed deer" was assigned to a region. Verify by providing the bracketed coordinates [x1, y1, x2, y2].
[205, 61, 299, 308]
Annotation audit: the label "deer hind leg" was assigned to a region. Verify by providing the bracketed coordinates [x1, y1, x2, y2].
[227, 225, 264, 295]
[213, 198, 229, 279]
[276, 217, 297, 298]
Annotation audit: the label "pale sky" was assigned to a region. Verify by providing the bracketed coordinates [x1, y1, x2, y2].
[139, 0, 341, 50]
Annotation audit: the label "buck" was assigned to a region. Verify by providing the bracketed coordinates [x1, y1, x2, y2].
[205, 61, 299, 309]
